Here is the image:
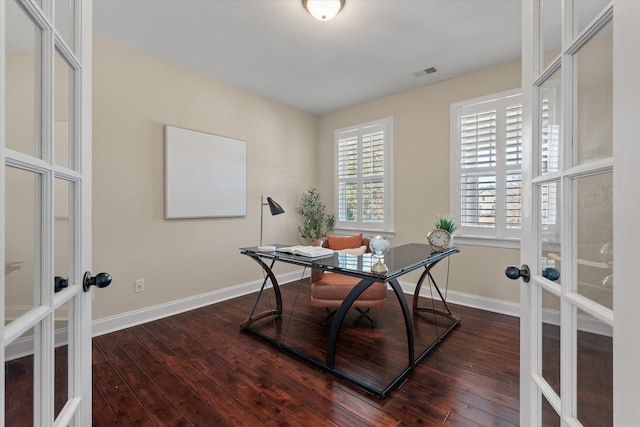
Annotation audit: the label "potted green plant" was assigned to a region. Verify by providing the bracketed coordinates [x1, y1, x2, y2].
[434, 214, 458, 235]
[434, 215, 458, 247]
[296, 188, 335, 243]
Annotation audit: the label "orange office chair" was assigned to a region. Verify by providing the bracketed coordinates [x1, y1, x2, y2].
[310, 235, 387, 325]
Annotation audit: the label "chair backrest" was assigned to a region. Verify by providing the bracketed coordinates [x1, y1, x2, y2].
[313, 236, 372, 253]
[311, 236, 371, 282]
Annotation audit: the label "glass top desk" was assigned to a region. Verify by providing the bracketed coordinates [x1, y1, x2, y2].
[240, 243, 460, 398]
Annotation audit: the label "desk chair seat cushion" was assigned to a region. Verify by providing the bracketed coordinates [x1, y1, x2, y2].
[310, 273, 387, 308]
[310, 234, 386, 310]
[311, 235, 371, 283]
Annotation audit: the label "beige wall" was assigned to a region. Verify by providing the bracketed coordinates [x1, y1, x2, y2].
[91, 36, 317, 320]
[90, 33, 613, 318]
[4, 38, 525, 324]
[5, 33, 613, 325]
[317, 60, 523, 302]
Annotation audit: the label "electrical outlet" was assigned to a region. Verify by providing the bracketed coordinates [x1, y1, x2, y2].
[134, 279, 145, 293]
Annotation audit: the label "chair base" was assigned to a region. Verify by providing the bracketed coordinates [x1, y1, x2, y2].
[322, 307, 376, 327]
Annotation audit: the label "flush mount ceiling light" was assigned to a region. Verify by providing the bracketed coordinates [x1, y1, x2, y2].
[302, 0, 345, 21]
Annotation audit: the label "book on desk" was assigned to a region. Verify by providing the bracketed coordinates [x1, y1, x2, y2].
[277, 245, 335, 258]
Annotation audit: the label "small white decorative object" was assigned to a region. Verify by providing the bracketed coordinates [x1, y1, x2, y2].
[369, 235, 390, 273]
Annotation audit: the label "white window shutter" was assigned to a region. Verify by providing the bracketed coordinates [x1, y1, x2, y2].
[335, 119, 393, 232]
[452, 90, 523, 241]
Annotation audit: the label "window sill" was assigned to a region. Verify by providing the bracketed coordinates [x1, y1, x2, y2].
[332, 227, 396, 239]
[454, 235, 520, 249]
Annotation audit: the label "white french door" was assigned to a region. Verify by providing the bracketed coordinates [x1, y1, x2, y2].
[2, 0, 96, 425]
[518, 0, 640, 425]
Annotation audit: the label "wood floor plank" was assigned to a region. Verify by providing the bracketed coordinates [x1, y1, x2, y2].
[4, 355, 34, 427]
[91, 406, 120, 426]
[91, 357, 155, 426]
[163, 416, 193, 427]
[4, 280, 613, 426]
[415, 365, 519, 425]
[139, 321, 266, 426]
[110, 328, 196, 405]
[144, 318, 279, 423]
[95, 333, 184, 425]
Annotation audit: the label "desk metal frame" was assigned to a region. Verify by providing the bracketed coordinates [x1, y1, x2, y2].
[240, 244, 460, 398]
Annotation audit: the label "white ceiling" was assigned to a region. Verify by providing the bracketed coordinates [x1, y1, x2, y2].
[93, 0, 523, 115]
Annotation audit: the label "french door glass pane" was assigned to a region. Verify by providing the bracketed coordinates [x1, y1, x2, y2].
[5, 167, 41, 325]
[575, 20, 613, 165]
[574, 0, 610, 37]
[55, 0, 75, 53]
[539, 182, 561, 285]
[576, 311, 612, 426]
[54, 51, 73, 169]
[542, 393, 560, 427]
[54, 302, 70, 419]
[576, 172, 612, 309]
[54, 179, 72, 282]
[538, 68, 561, 175]
[540, 0, 561, 70]
[541, 289, 560, 396]
[4, 350, 34, 426]
[6, 0, 42, 158]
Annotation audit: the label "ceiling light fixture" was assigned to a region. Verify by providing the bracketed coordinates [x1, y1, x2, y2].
[302, 0, 345, 21]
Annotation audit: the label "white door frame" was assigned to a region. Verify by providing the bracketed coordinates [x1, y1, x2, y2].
[77, 0, 93, 424]
[1, 0, 93, 425]
[611, 0, 640, 424]
[520, 0, 640, 425]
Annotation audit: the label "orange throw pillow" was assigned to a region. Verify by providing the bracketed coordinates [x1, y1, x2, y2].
[327, 234, 363, 250]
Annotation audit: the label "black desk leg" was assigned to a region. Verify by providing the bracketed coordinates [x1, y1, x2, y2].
[240, 257, 282, 328]
[325, 278, 415, 369]
[413, 259, 441, 312]
[413, 260, 460, 323]
[388, 278, 415, 367]
[326, 278, 375, 369]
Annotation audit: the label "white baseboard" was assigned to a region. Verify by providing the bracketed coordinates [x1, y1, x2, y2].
[93, 277, 520, 340]
[5, 270, 611, 361]
[398, 279, 611, 336]
[91, 269, 310, 337]
[397, 279, 521, 317]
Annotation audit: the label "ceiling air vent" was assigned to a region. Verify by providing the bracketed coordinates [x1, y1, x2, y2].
[413, 67, 438, 77]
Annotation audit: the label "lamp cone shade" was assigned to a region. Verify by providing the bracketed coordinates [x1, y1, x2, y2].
[259, 196, 285, 251]
[266, 197, 285, 215]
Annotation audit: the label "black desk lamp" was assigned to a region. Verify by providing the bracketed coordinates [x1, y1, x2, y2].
[258, 195, 285, 252]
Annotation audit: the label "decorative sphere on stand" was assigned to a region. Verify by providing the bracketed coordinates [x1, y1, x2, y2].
[369, 235, 390, 273]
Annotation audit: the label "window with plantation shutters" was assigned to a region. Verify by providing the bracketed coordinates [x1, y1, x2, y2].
[334, 118, 394, 233]
[451, 90, 522, 243]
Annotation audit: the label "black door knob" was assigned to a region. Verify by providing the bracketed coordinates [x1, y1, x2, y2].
[542, 267, 560, 281]
[83, 271, 112, 292]
[505, 264, 530, 282]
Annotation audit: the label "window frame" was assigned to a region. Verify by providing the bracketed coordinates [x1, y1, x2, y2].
[333, 117, 394, 236]
[450, 89, 522, 248]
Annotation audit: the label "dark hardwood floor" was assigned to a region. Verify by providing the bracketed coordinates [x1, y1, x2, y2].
[5, 280, 613, 426]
